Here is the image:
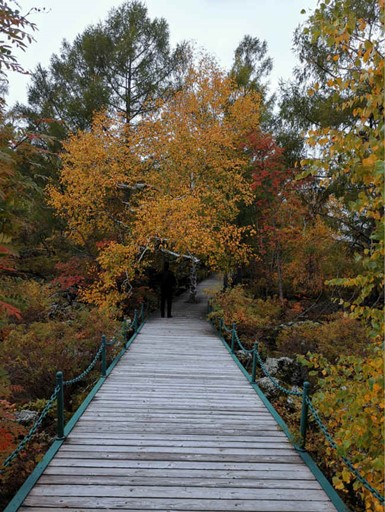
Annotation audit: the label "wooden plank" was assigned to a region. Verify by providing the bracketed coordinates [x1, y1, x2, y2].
[83, 408, 271, 415]
[54, 451, 302, 463]
[49, 459, 312, 471]
[66, 438, 291, 448]
[28, 484, 329, 501]
[43, 466, 316, 479]
[38, 475, 323, 488]
[22, 497, 336, 511]
[76, 418, 279, 426]
[67, 433, 288, 442]
[59, 445, 296, 456]
[70, 427, 283, 436]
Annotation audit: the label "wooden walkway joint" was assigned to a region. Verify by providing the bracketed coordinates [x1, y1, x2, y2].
[19, 277, 338, 511]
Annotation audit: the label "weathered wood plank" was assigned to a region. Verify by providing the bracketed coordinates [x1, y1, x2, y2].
[38, 475, 323, 488]
[21, 497, 336, 511]
[66, 438, 291, 448]
[43, 466, 316, 479]
[54, 451, 302, 463]
[48, 459, 317, 471]
[28, 485, 329, 500]
[59, 445, 296, 456]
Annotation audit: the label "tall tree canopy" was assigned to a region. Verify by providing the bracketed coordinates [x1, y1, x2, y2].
[24, 0, 189, 131]
[230, 35, 274, 129]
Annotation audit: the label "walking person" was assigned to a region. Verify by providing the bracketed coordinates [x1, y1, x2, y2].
[160, 262, 176, 318]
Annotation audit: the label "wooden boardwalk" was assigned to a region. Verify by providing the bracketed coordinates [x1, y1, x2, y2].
[20, 277, 337, 511]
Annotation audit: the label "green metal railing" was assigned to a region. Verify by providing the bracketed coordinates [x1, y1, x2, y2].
[214, 314, 385, 507]
[1, 304, 146, 473]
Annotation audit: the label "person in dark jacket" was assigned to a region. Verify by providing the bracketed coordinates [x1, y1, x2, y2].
[160, 261, 176, 318]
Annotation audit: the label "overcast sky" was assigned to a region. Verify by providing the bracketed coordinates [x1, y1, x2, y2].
[6, 0, 317, 107]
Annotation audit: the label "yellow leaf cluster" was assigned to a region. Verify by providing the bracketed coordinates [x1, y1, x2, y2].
[49, 57, 262, 308]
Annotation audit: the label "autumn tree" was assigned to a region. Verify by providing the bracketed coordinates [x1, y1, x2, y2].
[49, 57, 262, 308]
[297, 0, 384, 334]
[0, 0, 40, 318]
[291, 2, 384, 508]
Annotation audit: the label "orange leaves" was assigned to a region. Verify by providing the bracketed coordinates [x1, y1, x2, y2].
[0, 301, 22, 321]
[48, 112, 141, 246]
[129, 58, 260, 265]
[0, 400, 27, 466]
[49, 57, 262, 308]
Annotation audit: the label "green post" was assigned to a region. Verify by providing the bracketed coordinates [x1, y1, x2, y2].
[231, 323, 236, 353]
[101, 335, 106, 377]
[56, 371, 64, 440]
[251, 342, 258, 383]
[219, 319, 223, 337]
[140, 302, 144, 321]
[133, 309, 138, 331]
[299, 381, 310, 451]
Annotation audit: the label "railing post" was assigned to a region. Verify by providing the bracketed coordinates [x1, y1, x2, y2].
[140, 302, 144, 321]
[251, 342, 258, 383]
[299, 381, 310, 451]
[231, 322, 236, 353]
[101, 335, 107, 377]
[56, 371, 64, 440]
[133, 309, 138, 331]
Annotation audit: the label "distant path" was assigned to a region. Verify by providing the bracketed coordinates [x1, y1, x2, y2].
[20, 276, 337, 511]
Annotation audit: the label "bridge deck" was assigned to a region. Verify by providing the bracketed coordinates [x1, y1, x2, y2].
[20, 277, 337, 511]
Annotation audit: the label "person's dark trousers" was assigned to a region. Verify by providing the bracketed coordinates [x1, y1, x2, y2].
[161, 293, 173, 318]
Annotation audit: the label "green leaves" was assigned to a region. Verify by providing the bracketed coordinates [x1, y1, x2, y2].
[296, 0, 384, 336]
[25, 0, 190, 131]
[0, 0, 37, 76]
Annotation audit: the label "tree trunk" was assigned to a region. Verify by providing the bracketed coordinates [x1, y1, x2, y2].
[276, 243, 284, 302]
[188, 260, 198, 303]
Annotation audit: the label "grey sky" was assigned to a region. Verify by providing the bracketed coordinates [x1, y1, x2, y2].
[6, 0, 317, 106]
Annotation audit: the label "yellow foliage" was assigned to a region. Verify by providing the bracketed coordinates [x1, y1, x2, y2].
[49, 57, 261, 308]
[302, 343, 384, 511]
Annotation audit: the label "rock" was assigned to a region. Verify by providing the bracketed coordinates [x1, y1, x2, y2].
[235, 350, 252, 367]
[263, 357, 304, 386]
[256, 377, 281, 399]
[16, 409, 38, 425]
[286, 386, 303, 411]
